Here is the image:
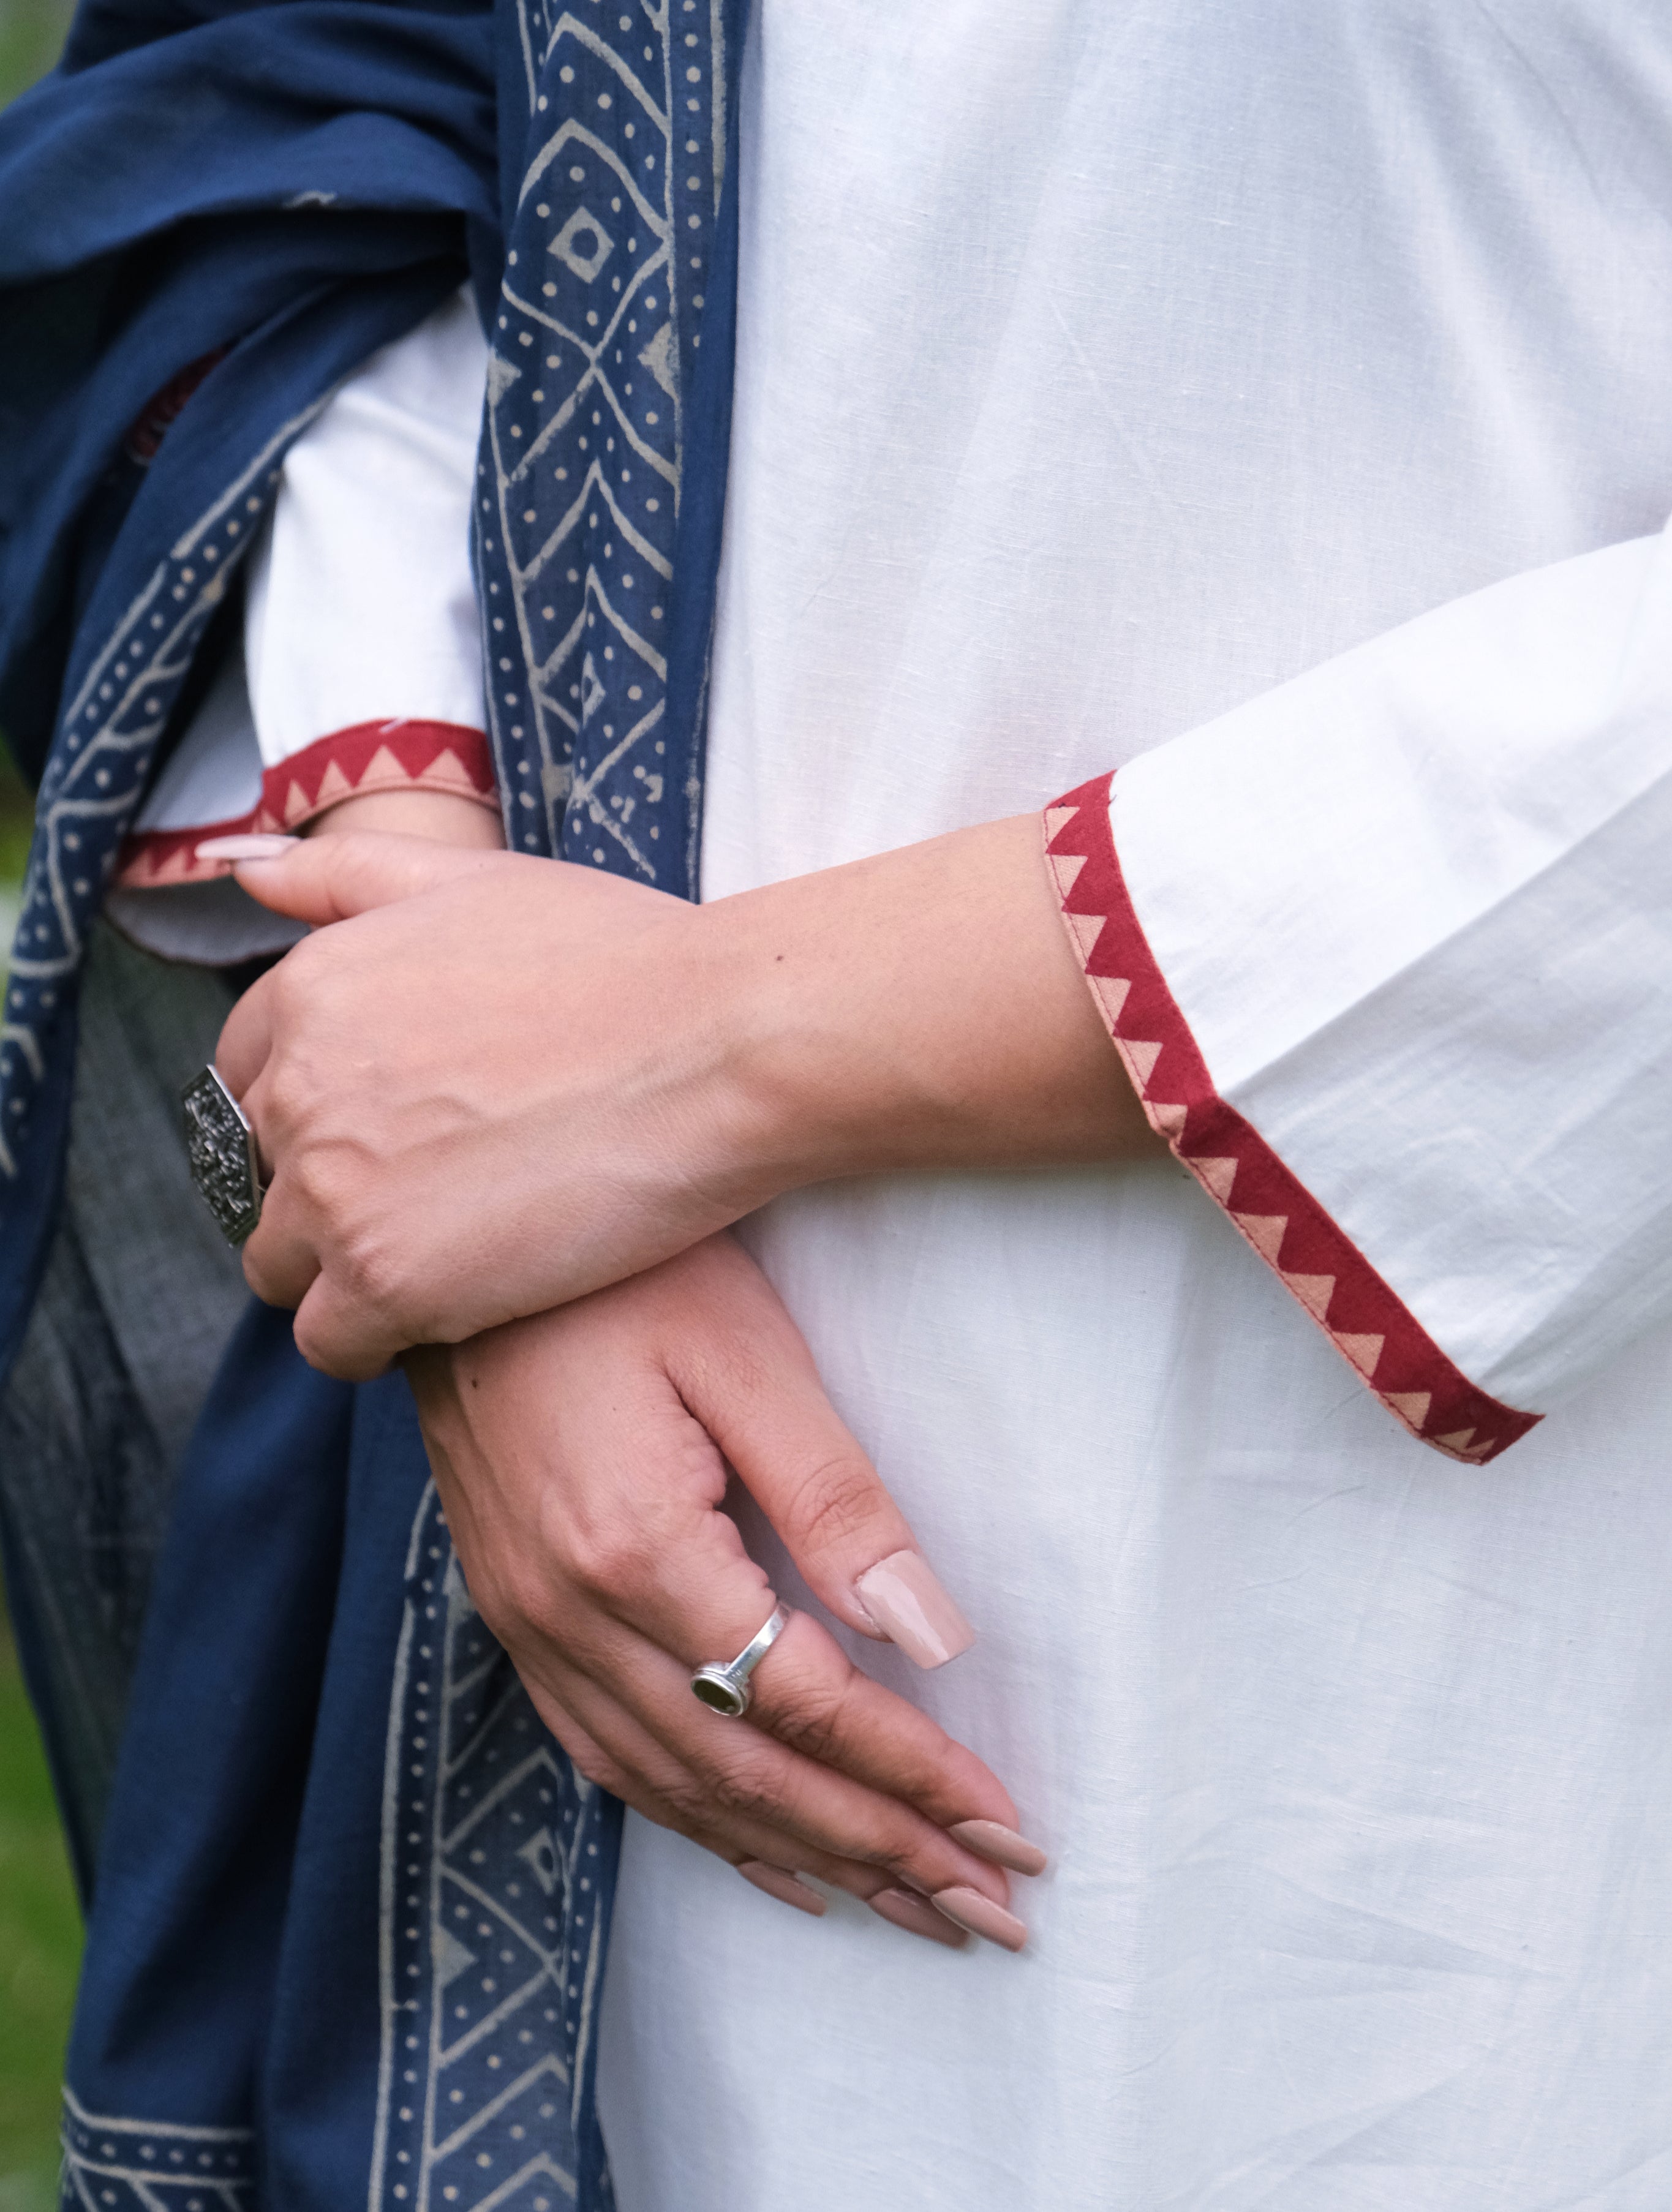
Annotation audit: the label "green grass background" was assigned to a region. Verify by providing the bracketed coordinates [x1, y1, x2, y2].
[1, 3, 86, 2200]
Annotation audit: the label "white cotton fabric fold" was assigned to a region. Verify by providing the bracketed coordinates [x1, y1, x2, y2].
[132, 282, 489, 849]
[595, 4, 1672, 2208]
[131, 634, 263, 834]
[119, 289, 491, 961]
[243, 283, 489, 762]
[205, 1, 1672, 2201]
[1111, 528, 1672, 1410]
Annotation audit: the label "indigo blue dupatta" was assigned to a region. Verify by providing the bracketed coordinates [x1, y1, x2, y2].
[0, 0, 746, 2200]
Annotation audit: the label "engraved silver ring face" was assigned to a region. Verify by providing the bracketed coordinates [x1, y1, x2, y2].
[182, 1064, 265, 1247]
[690, 1604, 789, 1718]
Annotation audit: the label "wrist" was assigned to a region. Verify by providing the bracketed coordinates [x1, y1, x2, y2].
[695, 814, 1154, 1200]
[307, 788, 505, 848]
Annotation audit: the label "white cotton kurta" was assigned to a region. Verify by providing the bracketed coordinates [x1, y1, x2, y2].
[124, 1, 1672, 2202]
[594, 6, 1672, 2208]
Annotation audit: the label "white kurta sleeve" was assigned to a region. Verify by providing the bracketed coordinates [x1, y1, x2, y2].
[115, 285, 493, 897]
[1045, 522, 1672, 1463]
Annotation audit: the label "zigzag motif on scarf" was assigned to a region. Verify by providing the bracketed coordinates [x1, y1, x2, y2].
[0, 401, 330, 1178]
[369, 1484, 620, 2212]
[476, 0, 730, 892]
[58, 2087, 256, 2209]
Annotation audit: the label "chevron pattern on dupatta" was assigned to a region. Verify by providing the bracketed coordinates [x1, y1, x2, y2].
[476, 0, 736, 894]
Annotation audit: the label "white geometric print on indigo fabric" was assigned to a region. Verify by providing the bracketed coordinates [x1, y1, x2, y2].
[477, 0, 729, 895]
[59, 2088, 256, 2210]
[0, 408, 326, 1178]
[369, 1483, 615, 2212]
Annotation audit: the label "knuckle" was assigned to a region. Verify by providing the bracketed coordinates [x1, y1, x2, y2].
[477, 1560, 562, 1649]
[333, 1225, 421, 1338]
[758, 1672, 851, 1767]
[292, 1320, 355, 1380]
[780, 1453, 888, 1557]
[266, 952, 323, 1031]
[257, 1063, 307, 1137]
[657, 1778, 717, 1836]
[560, 1510, 655, 1607]
[535, 1710, 623, 1796]
[569, 1742, 623, 1794]
[241, 1242, 284, 1306]
[704, 1753, 780, 1829]
[873, 1824, 932, 1883]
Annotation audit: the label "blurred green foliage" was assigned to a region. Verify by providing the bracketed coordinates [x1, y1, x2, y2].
[0, 1635, 78, 2212]
[1, 8, 81, 2199]
[0, 751, 31, 887]
[0, 0, 69, 108]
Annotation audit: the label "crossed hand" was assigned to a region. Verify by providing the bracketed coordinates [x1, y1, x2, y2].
[209, 818, 1155, 1947]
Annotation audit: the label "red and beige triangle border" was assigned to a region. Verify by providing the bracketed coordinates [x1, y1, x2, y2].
[115, 720, 497, 888]
[1044, 774, 1540, 1465]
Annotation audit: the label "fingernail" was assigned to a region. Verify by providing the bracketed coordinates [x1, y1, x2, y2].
[868, 1887, 968, 1948]
[948, 1819, 1049, 1878]
[930, 1886, 1028, 1953]
[854, 1550, 974, 1670]
[736, 1861, 826, 1917]
[195, 833, 299, 862]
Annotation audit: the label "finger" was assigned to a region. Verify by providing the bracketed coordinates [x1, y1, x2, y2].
[524, 1671, 963, 1939]
[288, 1261, 405, 1380]
[565, 1606, 1020, 1914]
[236, 1181, 325, 1320]
[532, 1347, 1031, 1862]
[669, 1240, 976, 1668]
[742, 1609, 1023, 1835]
[205, 826, 514, 924]
[526, 1700, 821, 1913]
[416, 1333, 1011, 1939]
[732, 1861, 828, 1918]
[213, 961, 279, 1109]
[560, 1535, 1038, 1894]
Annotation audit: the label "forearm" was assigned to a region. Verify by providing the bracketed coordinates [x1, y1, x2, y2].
[220, 805, 1156, 1370]
[693, 812, 1159, 1205]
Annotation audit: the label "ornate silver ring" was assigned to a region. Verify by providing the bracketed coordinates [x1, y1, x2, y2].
[690, 1604, 789, 1718]
[181, 1064, 265, 1247]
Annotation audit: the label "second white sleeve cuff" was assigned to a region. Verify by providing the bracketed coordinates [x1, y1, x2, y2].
[1047, 523, 1672, 1460]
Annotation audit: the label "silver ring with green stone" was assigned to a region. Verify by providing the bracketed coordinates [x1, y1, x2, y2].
[690, 1605, 789, 1718]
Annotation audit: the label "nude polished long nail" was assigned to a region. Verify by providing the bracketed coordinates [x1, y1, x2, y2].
[195, 833, 299, 862]
[736, 1861, 826, 1917]
[854, 1550, 974, 1669]
[868, 1887, 968, 1947]
[948, 1819, 1049, 1877]
[930, 1886, 1028, 1952]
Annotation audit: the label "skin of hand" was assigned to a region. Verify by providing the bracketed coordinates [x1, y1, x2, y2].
[220, 787, 1032, 1940]
[300, 785, 506, 848]
[405, 1232, 1029, 1938]
[214, 811, 1159, 1379]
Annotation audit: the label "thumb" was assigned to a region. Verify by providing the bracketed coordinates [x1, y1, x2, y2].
[195, 828, 516, 924]
[672, 1244, 977, 1672]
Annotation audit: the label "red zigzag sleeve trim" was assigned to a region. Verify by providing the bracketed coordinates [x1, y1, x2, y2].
[1044, 773, 1540, 1465]
[116, 720, 497, 888]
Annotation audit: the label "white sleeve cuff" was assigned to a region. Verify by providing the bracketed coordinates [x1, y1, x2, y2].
[1046, 522, 1672, 1460]
[118, 287, 494, 903]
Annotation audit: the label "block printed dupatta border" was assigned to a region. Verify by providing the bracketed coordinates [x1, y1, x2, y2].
[1044, 775, 1541, 1465]
[0, 1, 742, 2206]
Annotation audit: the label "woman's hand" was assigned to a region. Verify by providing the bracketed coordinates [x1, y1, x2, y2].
[405, 1233, 1045, 1951]
[214, 832, 762, 1374]
[212, 816, 1156, 1377]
